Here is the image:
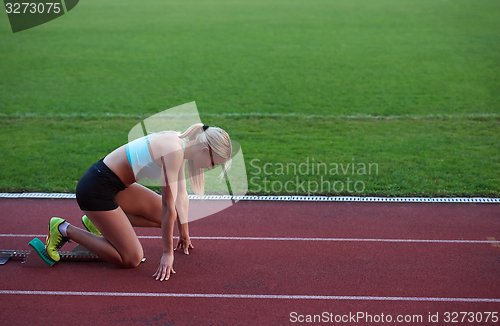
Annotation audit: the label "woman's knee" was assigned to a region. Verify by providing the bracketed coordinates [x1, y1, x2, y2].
[120, 249, 144, 268]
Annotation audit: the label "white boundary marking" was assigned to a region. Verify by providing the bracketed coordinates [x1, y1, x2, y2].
[1, 193, 499, 203]
[1, 233, 499, 244]
[2, 112, 499, 120]
[0, 290, 498, 302]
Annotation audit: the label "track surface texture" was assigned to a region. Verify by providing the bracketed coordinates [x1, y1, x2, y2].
[0, 198, 499, 325]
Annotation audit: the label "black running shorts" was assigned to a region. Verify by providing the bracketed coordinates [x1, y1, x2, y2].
[76, 159, 127, 211]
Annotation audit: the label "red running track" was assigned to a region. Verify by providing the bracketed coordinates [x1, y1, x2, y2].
[0, 198, 499, 325]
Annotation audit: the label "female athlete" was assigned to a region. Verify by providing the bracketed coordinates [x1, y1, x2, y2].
[44, 123, 232, 281]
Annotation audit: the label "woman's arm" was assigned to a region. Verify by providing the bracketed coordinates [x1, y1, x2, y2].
[174, 160, 194, 254]
[152, 153, 182, 281]
[175, 160, 189, 224]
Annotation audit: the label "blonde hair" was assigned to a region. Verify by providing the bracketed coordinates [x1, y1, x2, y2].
[178, 123, 232, 197]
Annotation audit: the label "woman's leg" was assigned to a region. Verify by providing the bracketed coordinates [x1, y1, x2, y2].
[67, 208, 143, 268]
[114, 183, 163, 228]
[64, 184, 162, 267]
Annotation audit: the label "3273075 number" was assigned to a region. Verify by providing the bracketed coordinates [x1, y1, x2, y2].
[5, 3, 61, 14]
[443, 312, 498, 323]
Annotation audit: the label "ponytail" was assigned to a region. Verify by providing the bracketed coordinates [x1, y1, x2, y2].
[177, 123, 204, 140]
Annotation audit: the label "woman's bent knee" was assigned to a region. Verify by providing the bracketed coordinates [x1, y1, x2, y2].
[121, 257, 142, 268]
[120, 250, 144, 268]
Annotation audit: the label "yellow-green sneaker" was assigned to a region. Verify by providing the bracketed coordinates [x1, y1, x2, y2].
[45, 217, 70, 262]
[82, 215, 101, 236]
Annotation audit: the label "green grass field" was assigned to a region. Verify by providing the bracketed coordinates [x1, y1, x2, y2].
[1, 0, 499, 196]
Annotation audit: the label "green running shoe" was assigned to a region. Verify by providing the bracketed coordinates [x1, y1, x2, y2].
[45, 217, 70, 262]
[82, 215, 101, 236]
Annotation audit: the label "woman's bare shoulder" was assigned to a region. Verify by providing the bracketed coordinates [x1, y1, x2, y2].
[149, 132, 183, 161]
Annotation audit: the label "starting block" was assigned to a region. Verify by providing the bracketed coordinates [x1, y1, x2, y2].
[1, 238, 146, 267]
[0, 237, 104, 267]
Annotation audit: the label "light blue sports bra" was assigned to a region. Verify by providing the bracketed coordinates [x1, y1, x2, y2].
[126, 134, 185, 181]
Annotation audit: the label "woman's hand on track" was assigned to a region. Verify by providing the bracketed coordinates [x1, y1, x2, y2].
[175, 235, 194, 255]
[153, 253, 175, 281]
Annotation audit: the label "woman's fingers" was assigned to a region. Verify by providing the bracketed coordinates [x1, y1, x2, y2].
[160, 267, 169, 281]
[182, 242, 194, 255]
[153, 264, 169, 281]
[153, 254, 176, 281]
[153, 266, 165, 281]
[175, 239, 194, 255]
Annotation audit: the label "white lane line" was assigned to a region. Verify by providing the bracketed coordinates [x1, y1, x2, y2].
[1, 234, 499, 244]
[1, 193, 499, 203]
[0, 290, 498, 303]
[2, 112, 499, 120]
[0, 234, 47, 238]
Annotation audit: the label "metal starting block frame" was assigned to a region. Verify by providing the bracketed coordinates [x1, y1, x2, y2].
[0, 244, 104, 267]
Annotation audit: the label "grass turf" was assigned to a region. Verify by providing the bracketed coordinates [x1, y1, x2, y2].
[0, 115, 498, 196]
[0, 0, 499, 196]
